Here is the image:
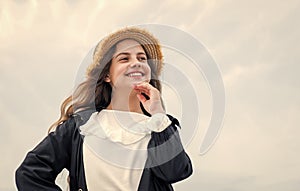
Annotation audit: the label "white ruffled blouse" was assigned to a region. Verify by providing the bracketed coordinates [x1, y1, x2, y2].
[79, 109, 171, 191]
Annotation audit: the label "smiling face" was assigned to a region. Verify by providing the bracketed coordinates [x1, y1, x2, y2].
[106, 39, 151, 90]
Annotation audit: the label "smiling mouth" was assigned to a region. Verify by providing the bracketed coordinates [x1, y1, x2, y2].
[126, 72, 144, 77]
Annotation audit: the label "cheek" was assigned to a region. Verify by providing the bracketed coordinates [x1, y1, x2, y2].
[110, 64, 126, 82]
[145, 63, 151, 74]
[145, 64, 152, 80]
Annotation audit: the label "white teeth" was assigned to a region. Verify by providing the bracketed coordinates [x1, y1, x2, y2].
[128, 72, 143, 77]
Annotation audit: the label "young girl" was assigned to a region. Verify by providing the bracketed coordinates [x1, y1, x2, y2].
[15, 27, 193, 191]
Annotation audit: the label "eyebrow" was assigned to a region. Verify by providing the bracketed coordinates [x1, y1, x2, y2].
[114, 52, 147, 59]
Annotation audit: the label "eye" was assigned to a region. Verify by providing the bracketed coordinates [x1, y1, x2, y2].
[138, 56, 147, 62]
[119, 57, 129, 62]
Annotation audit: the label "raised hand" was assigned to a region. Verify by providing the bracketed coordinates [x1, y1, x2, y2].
[133, 82, 165, 115]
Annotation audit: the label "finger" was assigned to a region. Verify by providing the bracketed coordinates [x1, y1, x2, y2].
[133, 86, 150, 96]
[136, 93, 147, 103]
[133, 88, 150, 96]
[134, 82, 161, 100]
[134, 82, 153, 91]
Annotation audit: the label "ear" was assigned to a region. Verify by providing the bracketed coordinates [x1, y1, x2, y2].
[104, 74, 111, 82]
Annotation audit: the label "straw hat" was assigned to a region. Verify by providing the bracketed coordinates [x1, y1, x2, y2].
[86, 27, 163, 77]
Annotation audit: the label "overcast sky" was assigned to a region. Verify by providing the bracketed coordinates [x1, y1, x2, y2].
[1, 0, 300, 190]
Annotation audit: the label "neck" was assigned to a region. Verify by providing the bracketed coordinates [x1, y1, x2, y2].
[106, 88, 143, 114]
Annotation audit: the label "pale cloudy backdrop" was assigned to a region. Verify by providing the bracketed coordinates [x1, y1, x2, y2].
[1, 0, 300, 190]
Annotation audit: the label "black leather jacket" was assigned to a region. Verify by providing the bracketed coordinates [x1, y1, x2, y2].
[15, 110, 193, 191]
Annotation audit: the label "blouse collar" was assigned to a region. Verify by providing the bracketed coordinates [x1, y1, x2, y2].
[79, 109, 152, 145]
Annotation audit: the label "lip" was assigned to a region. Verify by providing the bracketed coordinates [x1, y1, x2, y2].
[125, 71, 145, 77]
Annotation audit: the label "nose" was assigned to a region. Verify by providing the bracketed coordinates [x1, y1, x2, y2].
[130, 60, 141, 68]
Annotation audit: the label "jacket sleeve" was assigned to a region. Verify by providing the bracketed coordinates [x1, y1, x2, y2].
[146, 115, 193, 184]
[15, 116, 77, 191]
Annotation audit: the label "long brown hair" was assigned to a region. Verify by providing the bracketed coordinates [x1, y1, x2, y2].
[48, 39, 162, 132]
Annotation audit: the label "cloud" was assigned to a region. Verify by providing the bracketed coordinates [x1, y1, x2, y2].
[1, 0, 300, 190]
